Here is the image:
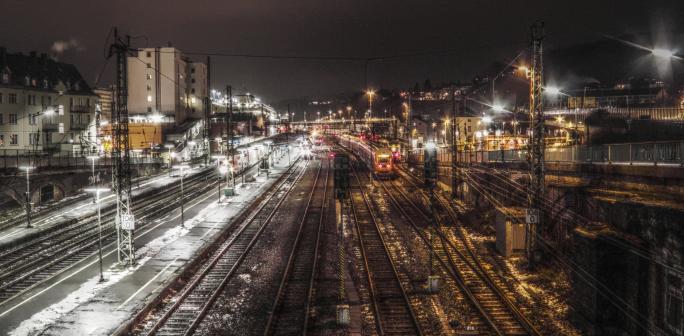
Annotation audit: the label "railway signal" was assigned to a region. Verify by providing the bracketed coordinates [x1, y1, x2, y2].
[424, 142, 438, 188]
[333, 152, 350, 199]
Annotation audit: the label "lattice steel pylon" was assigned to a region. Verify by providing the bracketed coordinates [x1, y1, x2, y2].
[527, 22, 545, 268]
[110, 28, 135, 267]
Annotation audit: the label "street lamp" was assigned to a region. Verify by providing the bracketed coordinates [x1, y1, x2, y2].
[84, 187, 109, 282]
[652, 48, 675, 59]
[173, 164, 191, 228]
[19, 166, 34, 228]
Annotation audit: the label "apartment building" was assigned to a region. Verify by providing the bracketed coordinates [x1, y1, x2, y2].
[0, 47, 97, 155]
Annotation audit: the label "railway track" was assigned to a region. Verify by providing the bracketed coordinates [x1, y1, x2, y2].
[384, 166, 541, 335]
[349, 164, 423, 336]
[133, 159, 308, 336]
[0, 169, 217, 304]
[262, 159, 329, 335]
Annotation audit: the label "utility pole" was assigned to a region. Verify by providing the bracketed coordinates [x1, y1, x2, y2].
[110, 28, 135, 267]
[451, 86, 459, 198]
[286, 104, 291, 165]
[203, 56, 211, 165]
[261, 103, 266, 137]
[227, 85, 233, 167]
[527, 22, 545, 269]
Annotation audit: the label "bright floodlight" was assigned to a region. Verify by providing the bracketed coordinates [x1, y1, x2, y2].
[545, 86, 561, 95]
[425, 141, 436, 150]
[482, 116, 493, 124]
[652, 48, 675, 59]
[492, 104, 504, 112]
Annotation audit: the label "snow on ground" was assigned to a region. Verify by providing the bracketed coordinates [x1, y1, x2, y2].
[7, 202, 217, 336]
[5, 147, 299, 336]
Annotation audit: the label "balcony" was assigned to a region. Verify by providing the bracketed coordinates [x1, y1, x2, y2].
[70, 105, 90, 113]
[70, 122, 90, 130]
[42, 120, 59, 131]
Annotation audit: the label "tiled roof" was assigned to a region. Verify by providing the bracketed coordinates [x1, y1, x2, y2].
[0, 47, 94, 95]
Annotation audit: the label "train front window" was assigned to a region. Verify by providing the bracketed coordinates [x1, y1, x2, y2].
[378, 156, 391, 163]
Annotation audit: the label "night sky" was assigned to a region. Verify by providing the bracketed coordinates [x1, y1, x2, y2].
[1, 0, 682, 102]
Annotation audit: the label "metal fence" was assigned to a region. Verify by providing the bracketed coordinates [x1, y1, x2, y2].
[0, 150, 163, 170]
[428, 141, 684, 166]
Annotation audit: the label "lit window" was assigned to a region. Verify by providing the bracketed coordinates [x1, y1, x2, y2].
[147, 95, 152, 102]
[10, 134, 18, 145]
[146, 74, 152, 80]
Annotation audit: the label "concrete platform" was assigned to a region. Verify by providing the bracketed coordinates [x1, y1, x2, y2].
[0, 147, 299, 336]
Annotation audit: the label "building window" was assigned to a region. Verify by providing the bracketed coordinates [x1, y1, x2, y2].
[1, 72, 8, 84]
[86, 98, 90, 107]
[147, 107, 152, 113]
[191, 78, 195, 84]
[43, 79, 49, 88]
[146, 74, 152, 80]
[146, 63, 151, 69]
[9, 93, 17, 104]
[191, 88, 195, 94]
[29, 114, 37, 125]
[10, 134, 18, 145]
[9, 114, 17, 125]
[0, 134, 4, 146]
[666, 271, 683, 334]
[191, 68, 195, 74]
[147, 95, 152, 102]
[69, 97, 74, 107]
[146, 51, 151, 58]
[29, 133, 39, 145]
[147, 84, 151, 91]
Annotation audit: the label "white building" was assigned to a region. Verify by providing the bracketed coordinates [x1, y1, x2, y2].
[0, 48, 97, 155]
[127, 47, 207, 125]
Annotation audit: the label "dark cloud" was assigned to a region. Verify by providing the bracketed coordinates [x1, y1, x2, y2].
[1, 0, 682, 102]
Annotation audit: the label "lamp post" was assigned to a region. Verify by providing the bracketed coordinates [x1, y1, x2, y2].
[173, 164, 190, 228]
[213, 155, 227, 203]
[85, 187, 109, 282]
[19, 166, 34, 228]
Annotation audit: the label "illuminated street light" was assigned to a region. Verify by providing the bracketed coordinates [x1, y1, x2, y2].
[492, 104, 505, 112]
[652, 48, 675, 59]
[545, 86, 561, 95]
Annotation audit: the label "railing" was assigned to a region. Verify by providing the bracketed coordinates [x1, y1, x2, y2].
[421, 141, 684, 167]
[0, 150, 163, 170]
[545, 107, 684, 122]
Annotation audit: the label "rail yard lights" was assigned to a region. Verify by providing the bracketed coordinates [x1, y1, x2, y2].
[85, 187, 109, 282]
[173, 164, 191, 228]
